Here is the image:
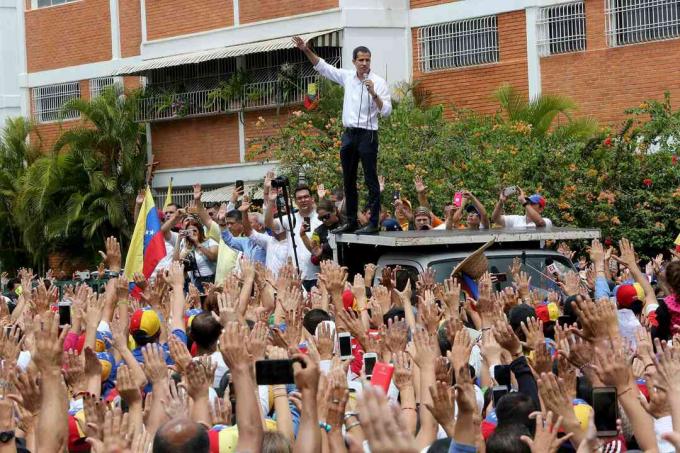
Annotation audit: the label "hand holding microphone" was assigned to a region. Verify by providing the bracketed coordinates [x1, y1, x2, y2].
[363, 78, 377, 97]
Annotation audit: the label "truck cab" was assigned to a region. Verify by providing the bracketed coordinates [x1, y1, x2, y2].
[329, 227, 600, 292]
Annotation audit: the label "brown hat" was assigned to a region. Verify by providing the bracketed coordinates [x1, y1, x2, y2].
[451, 239, 495, 280]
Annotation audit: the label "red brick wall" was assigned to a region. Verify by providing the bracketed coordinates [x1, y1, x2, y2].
[410, 0, 460, 8]
[146, 0, 233, 40]
[120, 0, 141, 57]
[239, 0, 337, 24]
[151, 115, 240, 169]
[540, 0, 680, 125]
[25, 0, 112, 72]
[412, 11, 529, 116]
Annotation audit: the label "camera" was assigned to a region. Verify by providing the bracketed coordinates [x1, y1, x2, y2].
[182, 252, 198, 273]
[271, 176, 289, 189]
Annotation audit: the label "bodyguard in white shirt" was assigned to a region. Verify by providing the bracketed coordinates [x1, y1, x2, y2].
[293, 36, 392, 234]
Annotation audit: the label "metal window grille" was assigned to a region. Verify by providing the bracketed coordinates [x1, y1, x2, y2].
[606, 0, 680, 46]
[36, 0, 76, 8]
[537, 2, 587, 56]
[32, 82, 81, 123]
[417, 16, 499, 72]
[89, 77, 122, 98]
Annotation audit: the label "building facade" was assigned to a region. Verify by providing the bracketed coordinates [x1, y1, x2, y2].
[8, 0, 680, 195]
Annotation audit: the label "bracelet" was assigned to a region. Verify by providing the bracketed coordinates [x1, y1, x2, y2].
[318, 421, 331, 432]
[343, 412, 358, 421]
[578, 362, 593, 372]
[346, 421, 361, 431]
[117, 299, 129, 306]
[401, 406, 417, 411]
[644, 363, 656, 371]
[273, 392, 288, 399]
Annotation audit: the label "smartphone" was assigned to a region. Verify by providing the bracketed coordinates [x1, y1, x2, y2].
[303, 216, 311, 233]
[609, 259, 618, 272]
[363, 352, 378, 377]
[453, 192, 463, 208]
[503, 186, 517, 197]
[392, 190, 400, 202]
[255, 360, 295, 385]
[338, 332, 353, 360]
[370, 362, 394, 393]
[547, 263, 558, 275]
[58, 301, 72, 326]
[491, 273, 507, 283]
[593, 387, 618, 437]
[235, 180, 244, 193]
[493, 365, 511, 387]
[492, 385, 509, 406]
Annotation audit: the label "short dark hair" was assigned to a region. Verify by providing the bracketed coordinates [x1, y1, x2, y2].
[383, 307, 406, 326]
[164, 203, 178, 210]
[303, 309, 331, 335]
[352, 46, 371, 60]
[495, 392, 537, 430]
[486, 424, 531, 453]
[294, 185, 311, 198]
[225, 209, 241, 220]
[189, 313, 222, 349]
[317, 199, 335, 212]
[153, 419, 210, 453]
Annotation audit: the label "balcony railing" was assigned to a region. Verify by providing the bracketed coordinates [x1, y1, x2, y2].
[137, 75, 319, 122]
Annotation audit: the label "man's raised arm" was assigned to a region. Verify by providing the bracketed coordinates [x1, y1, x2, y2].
[293, 36, 344, 85]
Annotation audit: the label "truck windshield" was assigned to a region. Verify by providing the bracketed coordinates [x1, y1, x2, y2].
[429, 254, 575, 294]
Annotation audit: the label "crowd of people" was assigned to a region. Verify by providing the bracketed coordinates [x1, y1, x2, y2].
[1, 171, 680, 453]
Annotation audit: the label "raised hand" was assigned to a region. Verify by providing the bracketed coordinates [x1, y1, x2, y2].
[98, 236, 122, 272]
[521, 411, 573, 453]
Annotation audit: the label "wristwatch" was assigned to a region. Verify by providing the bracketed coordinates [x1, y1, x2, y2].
[0, 431, 14, 443]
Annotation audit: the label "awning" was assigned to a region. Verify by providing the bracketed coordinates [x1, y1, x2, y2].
[114, 29, 342, 75]
[201, 182, 264, 203]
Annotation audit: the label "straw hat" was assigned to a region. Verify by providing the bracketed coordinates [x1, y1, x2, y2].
[451, 239, 495, 280]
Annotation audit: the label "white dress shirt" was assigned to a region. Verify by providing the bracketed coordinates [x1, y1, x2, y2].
[248, 230, 289, 277]
[314, 58, 392, 130]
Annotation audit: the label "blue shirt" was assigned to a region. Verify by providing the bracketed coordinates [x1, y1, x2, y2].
[448, 441, 477, 453]
[220, 229, 266, 264]
[132, 329, 188, 392]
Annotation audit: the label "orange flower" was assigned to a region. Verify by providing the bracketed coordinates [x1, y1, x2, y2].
[610, 216, 621, 226]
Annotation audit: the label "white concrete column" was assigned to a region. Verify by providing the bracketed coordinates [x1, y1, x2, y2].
[232, 0, 239, 27]
[140, 0, 147, 42]
[525, 6, 542, 100]
[110, 0, 121, 59]
[238, 111, 245, 163]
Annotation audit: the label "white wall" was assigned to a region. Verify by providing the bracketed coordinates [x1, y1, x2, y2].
[341, 27, 410, 87]
[0, 0, 22, 124]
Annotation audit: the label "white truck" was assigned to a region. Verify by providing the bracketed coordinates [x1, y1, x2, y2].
[329, 227, 601, 291]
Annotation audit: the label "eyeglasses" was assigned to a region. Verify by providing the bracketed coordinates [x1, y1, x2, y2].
[319, 213, 332, 221]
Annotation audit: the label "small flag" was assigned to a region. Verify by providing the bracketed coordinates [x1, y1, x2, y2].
[163, 177, 173, 209]
[460, 273, 479, 300]
[304, 82, 319, 110]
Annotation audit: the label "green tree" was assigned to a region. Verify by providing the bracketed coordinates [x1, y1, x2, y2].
[14, 87, 147, 263]
[0, 117, 40, 269]
[493, 83, 598, 141]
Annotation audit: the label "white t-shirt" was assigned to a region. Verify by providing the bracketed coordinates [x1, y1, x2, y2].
[209, 350, 229, 389]
[153, 231, 180, 276]
[434, 223, 487, 230]
[502, 215, 553, 229]
[249, 230, 290, 277]
[280, 210, 322, 281]
[179, 238, 218, 277]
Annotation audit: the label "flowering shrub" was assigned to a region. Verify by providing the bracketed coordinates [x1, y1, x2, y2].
[250, 85, 680, 255]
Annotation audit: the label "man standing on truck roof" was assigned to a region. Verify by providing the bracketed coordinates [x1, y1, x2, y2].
[491, 188, 552, 228]
[293, 36, 392, 235]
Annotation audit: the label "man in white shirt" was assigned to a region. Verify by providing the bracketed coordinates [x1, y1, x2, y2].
[491, 188, 553, 229]
[293, 36, 392, 234]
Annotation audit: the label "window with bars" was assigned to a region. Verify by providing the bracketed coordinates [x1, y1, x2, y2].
[32, 82, 81, 123]
[36, 0, 77, 8]
[417, 16, 499, 72]
[606, 0, 680, 47]
[537, 2, 587, 56]
[89, 77, 121, 98]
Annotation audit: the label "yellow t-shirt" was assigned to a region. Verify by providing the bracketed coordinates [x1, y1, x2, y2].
[207, 222, 239, 283]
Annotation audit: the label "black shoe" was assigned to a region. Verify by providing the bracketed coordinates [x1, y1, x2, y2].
[331, 222, 359, 234]
[355, 223, 380, 234]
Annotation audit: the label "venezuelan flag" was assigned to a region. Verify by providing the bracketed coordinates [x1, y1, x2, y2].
[163, 177, 173, 209]
[124, 186, 166, 295]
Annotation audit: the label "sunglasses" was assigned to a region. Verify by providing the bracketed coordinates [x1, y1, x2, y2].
[319, 213, 332, 221]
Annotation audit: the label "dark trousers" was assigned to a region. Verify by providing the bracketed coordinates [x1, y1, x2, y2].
[340, 128, 380, 226]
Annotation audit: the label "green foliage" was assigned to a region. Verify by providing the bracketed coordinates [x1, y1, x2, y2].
[252, 83, 680, 256]
[7, 87, 147, 266]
